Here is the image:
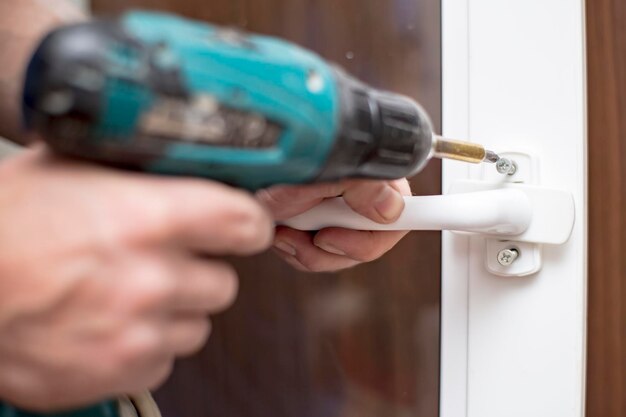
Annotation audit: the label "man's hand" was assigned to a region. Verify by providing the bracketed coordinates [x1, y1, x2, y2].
[0, 146, 273, 411]
[258, 179, 411, 272]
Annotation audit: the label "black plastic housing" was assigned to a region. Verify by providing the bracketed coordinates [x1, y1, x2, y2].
[316, 68, 434, 181]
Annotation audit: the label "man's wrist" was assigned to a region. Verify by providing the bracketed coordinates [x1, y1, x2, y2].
[32, 0, 88, 23]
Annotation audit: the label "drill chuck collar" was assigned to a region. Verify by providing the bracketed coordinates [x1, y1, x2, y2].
[316, 68, 434, 182]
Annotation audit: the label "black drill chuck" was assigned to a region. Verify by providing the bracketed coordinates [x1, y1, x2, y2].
[316, 69, 434, 182]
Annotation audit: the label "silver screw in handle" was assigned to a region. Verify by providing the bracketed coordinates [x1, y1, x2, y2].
[497, 248, 520, 266]
[496, 158, 518, 176]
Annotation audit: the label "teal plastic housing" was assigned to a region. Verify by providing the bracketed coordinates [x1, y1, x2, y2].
[101, 11, 341, 189]
[0, 401, 118, 417]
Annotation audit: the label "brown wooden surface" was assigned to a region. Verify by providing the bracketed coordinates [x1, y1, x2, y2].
[586, 0, 626, 415]
[92, 2, 442, 416]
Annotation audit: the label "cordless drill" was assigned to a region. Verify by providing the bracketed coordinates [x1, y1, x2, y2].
[9, 10, 511, 417]
[22, 11, 510, 192]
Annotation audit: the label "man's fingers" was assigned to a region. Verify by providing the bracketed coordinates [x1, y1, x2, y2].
[117, 252, 238, 316]
[170, 257, 239, 313]
[268, 179, 412, 271]
[273, 226, 360, 273]
[342, 179, 410, 224]
[21, 149, 274, 256]
[139, 179, 274, 256]
[259, 178, 411, 224]
[313, 228, 409, 263]
[163, 315, 212, 356]
[257, 182, 345, 220]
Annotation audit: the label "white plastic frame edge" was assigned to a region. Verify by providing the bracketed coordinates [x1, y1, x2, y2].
[440, 0, 588, 416]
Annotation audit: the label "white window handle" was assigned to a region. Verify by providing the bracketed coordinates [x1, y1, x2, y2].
[282, 180, 575, 245]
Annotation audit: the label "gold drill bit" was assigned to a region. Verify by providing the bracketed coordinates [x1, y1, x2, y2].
[432, 136, 517, 175]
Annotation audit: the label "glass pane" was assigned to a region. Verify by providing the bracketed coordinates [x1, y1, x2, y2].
[91, 1, 442, 416]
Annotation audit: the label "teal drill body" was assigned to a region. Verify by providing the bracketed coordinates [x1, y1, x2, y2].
[110, 12, 340, 188]
[14, 10, 435, 417]
[0, 401, 118, 417]
[23, 11, 434, 191]
[26, 11, 344, 189]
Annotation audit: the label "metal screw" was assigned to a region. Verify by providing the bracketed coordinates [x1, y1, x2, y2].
[497, 248, 520, 266]
[496, 158, 518, 176]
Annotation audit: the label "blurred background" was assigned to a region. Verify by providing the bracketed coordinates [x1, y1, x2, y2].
[89, 1, 443, 416]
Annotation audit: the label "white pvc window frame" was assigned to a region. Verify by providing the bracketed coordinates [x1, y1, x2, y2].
[440, 1, 588, 416]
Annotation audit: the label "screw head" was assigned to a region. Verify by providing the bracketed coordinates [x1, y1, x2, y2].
[496, 158, 517, 176]
[497, 248, 519, 266]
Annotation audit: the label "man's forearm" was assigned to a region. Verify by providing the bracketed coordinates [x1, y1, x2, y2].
[0, 0, 86, 145]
